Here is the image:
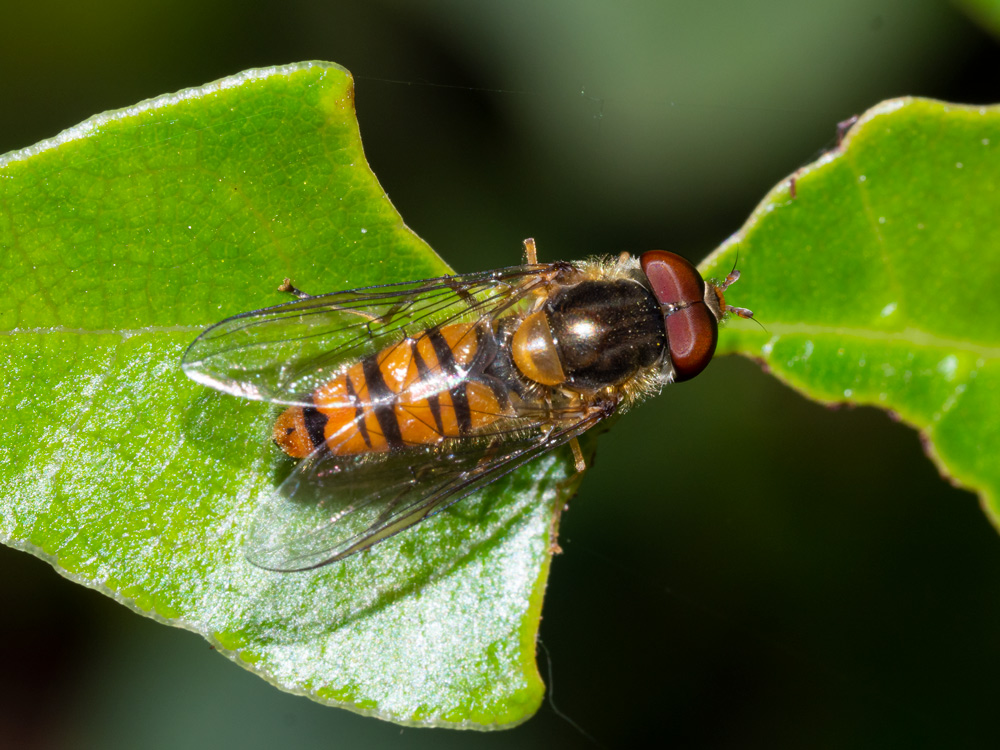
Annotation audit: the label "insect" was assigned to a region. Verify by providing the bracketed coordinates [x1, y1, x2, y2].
[182, 239, 753, 571]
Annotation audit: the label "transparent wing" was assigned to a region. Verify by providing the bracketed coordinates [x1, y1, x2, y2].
[245, 401, 613, 571]
[181, 265, 555, 407]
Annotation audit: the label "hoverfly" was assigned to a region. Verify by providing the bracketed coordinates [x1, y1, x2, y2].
[182, 239, 752, 571]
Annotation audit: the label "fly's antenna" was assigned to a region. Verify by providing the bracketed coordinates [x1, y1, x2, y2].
[744, 312, 768, 333]
[714, 245, 763, 329]
[713, 243, 767, 333]
[719, 244, 742, 293]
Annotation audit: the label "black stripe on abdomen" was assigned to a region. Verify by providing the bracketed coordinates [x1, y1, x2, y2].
[411, 338, 444, 436]
[362, 352, 404, 449]
[344, 373, 371, 449]
[427, 328, 473, 435]
[302, 403, 329, 449]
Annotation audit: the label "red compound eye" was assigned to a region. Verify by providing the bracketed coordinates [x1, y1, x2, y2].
[639, 250, 718, 382]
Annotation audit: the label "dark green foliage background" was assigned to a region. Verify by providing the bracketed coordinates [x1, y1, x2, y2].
[2, 1, 1000, 748]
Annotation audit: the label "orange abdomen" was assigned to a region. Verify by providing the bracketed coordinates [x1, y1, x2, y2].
[274, 324, 504, 458]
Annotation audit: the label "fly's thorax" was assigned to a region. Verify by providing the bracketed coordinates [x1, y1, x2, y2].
[511, 278, 666, 391]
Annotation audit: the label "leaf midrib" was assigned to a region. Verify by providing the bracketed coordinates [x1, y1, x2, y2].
[753, 323, 1000, 359]
[1, 325, 205, 338]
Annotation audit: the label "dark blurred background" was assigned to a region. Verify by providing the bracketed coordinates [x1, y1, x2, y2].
[3, 1, 1000, 748]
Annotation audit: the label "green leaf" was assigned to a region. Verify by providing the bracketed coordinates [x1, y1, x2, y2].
[702, 98, 1000, 524]
[0, 62, 580, 728]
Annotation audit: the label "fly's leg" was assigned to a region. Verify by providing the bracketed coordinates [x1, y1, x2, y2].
[523, 237, 538, 265]
[540, 392, 588, 476]
[476, 438, 503, 470]
[546, 437, 585, 555]
[548, 396, 619, 554]
[277, 278, 312, 300]
[569, 437, 586, 473]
